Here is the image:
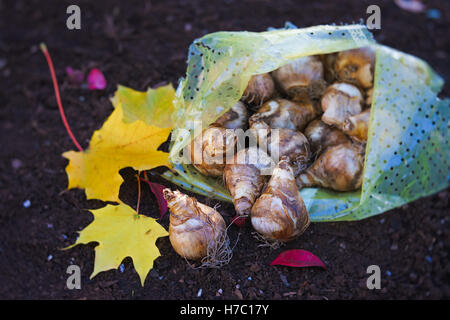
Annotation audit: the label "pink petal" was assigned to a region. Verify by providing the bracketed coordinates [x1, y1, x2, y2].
[142, 180, 168, 219]
[270, 249, 326, 269]
[394, 0, 425, 13]
[87, 68, 106, 90]
[65, 66, 84, 85]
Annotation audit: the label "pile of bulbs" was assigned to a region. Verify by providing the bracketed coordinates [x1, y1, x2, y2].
[164, 47, 375, 263]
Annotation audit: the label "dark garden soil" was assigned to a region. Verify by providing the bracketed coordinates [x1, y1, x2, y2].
[0, 0, 449, 300]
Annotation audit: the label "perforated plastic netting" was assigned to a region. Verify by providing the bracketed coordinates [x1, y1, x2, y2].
[162, 24, 449, 222]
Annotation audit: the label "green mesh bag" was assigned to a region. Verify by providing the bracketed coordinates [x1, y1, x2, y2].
[156, 24, 449, 222]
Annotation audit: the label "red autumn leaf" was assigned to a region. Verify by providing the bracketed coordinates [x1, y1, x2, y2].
[65, 66, 84, 85]
[231, 215, 246, 227]
[87, 68, 106, 90]
[270, 249, 326, 269]
[141, 179, 168, 219]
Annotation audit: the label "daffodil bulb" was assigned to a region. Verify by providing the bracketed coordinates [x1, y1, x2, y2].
[241, 73, 276, 107]
[321, 82, 363, 130]
[249, 98, 319, 132]
[272, 55, 326, 101]
[214, 101, 249, 129]
[251, 158, 310, 242]
[223, 147, 275, 217]
[335, 47, 376, 89]
[164, 189, 229, 262]
[304, 119, 351, 154]
[187, 124, 237, 177]
[250, 119, 311, 175]
[296, 143, 365, 191]
[343, 108, 371, 142]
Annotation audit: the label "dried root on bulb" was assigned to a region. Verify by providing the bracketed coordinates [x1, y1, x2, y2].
[321, 82, 363, 130]
[187, 124, 237, 177]
[335, 47, 376, 89]
[251, 158, 310, 242]
[223, 147, 275, 217]
[296, 143, 365, 192]
[241, 73, 276, 107]
[251, 231, 284, 249]
[343, 108, 371, 142]
[272, 55, 326, 101]
[249, 98, 319, 132]
[214, 101, 249, 129]
[304, 119, 351, 154]
[164, 189, 232, 267]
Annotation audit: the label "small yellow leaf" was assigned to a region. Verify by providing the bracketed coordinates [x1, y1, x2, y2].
[63, 101, 172, 202]
[70, 203, 168, 286]
[113, 84, 176, 128]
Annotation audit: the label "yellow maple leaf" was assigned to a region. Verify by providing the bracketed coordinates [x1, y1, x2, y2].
[63, 99, 172, 202]
[114, 84, 176, 128]
[67, 203, 169, 286]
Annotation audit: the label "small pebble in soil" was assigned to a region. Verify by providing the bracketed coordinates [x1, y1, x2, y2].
[79, 96, 85, 102]
[0, 58, 6, 69]
[379, 218, 385, 224]
[119, 264, 125, 273]
[47, 254, 53, 261]
[339, 242, 346, 249]
[248, 276, 252, 281]
[197, 288, 202, 297]
[280, 274, 290, 287]
[426, 9, 441, 20]
[235, 284, 240, 289]
[11, 158, 22, 169]
[425, 256, 432, 263]
[149, 269, 159, 278]
[217, 288, 223, 295]
[23, 200, 31, 208]
[250, 263, 261, 272]
[61, 234, 68, 240]
[409, 272, 418, 281]
[46, 223, 54, 229]
[386, 270, 392, 277]
[283, 291, 296, 297]
[234, 288, 244, 300]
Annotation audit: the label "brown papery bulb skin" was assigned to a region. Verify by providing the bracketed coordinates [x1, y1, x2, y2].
[223, 147, 274, 217]
[321, 82, 363, 130]
[187, 124, 236, 177]
[249, 98, 319, 132]
[164, 189, 226, 260]
[335, 47, 376, 89]
[272, 55, 326, 101]
[343, 108, 371, 142]
[241, 73, 276, 107]
[296, 143, 365, 192]
[365, 88, 373, 107]
[251, 158, 310, 242]
[214, 101, 249, 129]
[304, 119, 351, 154]
[321, 53, 338, 83]
[250, 120, 311, 175]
